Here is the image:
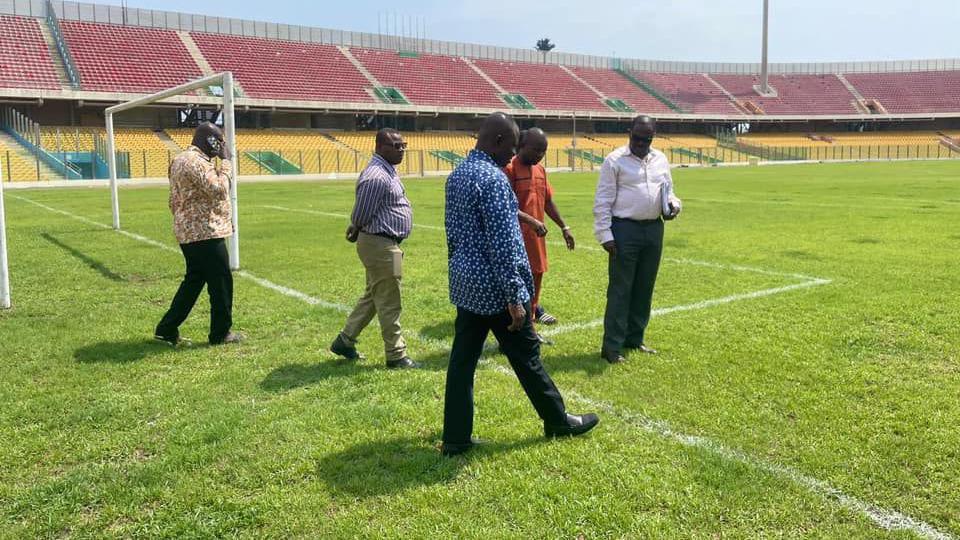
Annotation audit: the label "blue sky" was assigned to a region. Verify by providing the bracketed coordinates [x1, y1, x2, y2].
[105, 0, 959, 63]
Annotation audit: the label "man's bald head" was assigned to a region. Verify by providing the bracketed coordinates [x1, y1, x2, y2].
[518, 127, 548, 166]
[374, 128, 406, 166]
[476, 112, 520, 167]
[192, 122, 225, 158]
[629, 115, 657, 159]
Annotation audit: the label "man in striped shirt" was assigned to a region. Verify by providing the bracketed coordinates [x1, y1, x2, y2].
[330, 128, 418, 369]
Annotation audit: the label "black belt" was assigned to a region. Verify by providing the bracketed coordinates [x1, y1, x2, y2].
[366, 231, 404, 245]
[612, 216, 661, 225]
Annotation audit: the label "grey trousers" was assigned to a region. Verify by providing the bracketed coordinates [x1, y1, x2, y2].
[602, 217, 664, 353]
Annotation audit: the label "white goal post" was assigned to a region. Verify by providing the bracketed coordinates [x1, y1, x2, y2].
[105, 72, 240, 270]
[0, 155, 10, 309]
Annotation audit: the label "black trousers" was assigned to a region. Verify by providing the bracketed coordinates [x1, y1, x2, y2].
[442, 302, 567, 444]
[602, 218, 664, 354]
[155, 237, 233, 344]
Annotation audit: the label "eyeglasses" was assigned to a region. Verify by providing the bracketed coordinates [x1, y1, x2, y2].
[630, 135, 654, 144]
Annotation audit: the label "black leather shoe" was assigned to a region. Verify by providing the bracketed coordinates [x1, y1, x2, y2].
[330, 334, 363, 360]
[386, 356, 420, 369]
[536, 333, 554, 345]
[624, 343, 658, 354]
[440, 437, 485, 457]
[544, 413, 600, 438]
[600, 349, 626, 364]
[210, 332, 244, 345]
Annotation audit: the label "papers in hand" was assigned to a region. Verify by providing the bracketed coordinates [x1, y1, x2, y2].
[659, 182, 674, 218]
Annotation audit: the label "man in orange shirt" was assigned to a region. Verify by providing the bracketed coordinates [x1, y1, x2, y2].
[504, 128, 575, 340]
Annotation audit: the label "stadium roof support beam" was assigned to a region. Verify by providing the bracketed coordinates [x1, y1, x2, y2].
[104, 72, 240, 270]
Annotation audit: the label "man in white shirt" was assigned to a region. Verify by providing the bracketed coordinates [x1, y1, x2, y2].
[593, 116, 681, 364]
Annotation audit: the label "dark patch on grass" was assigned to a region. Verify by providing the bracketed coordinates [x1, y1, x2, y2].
[780, 250, 822, 261]
[260, 361, 364, 392]
[74, 339, 172, 363]
[317, 435, 543, 498]
[851, 238, 882, 245]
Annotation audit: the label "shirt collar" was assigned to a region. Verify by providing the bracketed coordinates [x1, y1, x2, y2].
[372, 153, 397, 175]
[468, 149, 499, 166]
[188, 145, 211, 162]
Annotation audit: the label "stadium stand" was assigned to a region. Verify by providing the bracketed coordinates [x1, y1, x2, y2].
[630, 73, 741, 114]
[59, 21, 202, 93]
[842, 71, 960, 114]
[0, 16, 60, 90]
[39, 126, 172, 177]
[0, 131, 61, 181]
[349, 49, 504, 108]
[190, 32, 374, 103]
[566, 67, 672, 114]
[472, 60, 610, 111]
[710, 74, 859, 115]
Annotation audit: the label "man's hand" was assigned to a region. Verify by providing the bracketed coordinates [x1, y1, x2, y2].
[507, 303, 526, 332]
[345, 224, 360, 243]
[602, 240, 617, 257]
[663, 200, 681, 221]
[530, 219, 548, 237]
[562, 228, 575, 250]
[219, 142, 232, 161]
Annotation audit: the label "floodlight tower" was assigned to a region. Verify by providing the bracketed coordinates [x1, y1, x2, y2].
[758, 0, 772, 95]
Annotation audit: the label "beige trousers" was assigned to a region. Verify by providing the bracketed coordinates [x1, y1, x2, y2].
[340, 232, 406, 361]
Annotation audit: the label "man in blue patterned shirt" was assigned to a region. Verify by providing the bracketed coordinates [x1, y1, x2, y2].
[440, 113, 599, 457]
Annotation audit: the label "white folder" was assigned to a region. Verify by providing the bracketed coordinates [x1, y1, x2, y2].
[659, 182, 672, 217]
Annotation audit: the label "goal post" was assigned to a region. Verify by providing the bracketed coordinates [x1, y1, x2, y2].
[105, 72, 240, 270]
[0, 155, 10, 309]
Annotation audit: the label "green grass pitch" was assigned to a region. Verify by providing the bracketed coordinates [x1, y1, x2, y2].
[1, 160, 958, 538]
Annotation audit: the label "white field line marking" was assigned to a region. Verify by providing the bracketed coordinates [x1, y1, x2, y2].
[262, 205, 445, 231]
[261, 204, 827, 281]
[540, 278, 831, 338]
[481, 360, 952, 540]
[10, 196, 350, 312]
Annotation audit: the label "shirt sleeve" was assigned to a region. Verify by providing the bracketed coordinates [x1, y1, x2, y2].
[351, 175, 387, 229]
[191, 158, 230, 199]
[478, 176, 527, 307]
[663, 160, 681, 209]
[593, 156, 618, 244]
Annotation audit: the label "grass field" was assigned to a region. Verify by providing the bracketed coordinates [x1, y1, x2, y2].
[1, 160, 959, 538]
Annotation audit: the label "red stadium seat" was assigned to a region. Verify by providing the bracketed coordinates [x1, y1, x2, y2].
[0, 16, 60, 90]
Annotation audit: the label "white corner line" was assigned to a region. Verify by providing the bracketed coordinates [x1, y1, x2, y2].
[567, 389, 954, 540]
[541, 279, 832, 338]
[10, 196, 350, 312]
[260, 204, 830, 282]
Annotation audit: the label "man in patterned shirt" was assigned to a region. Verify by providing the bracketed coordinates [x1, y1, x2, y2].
[329, 128, 418, 369]
[440, 113, 599, 457]
[155, 122, 242, 346]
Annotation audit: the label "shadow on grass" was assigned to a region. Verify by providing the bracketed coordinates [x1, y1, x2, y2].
[260, 360, 365, 392]
[317, 434, 545, 498]
[41, 232, 124, 282]
[418, 320, 455, 342]
[74, 339, 175, 363]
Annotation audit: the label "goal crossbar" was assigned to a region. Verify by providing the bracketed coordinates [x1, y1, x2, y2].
[106, 72, 240, 270]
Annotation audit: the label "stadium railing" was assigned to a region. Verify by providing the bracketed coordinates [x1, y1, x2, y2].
[2, 145, 959, 182]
